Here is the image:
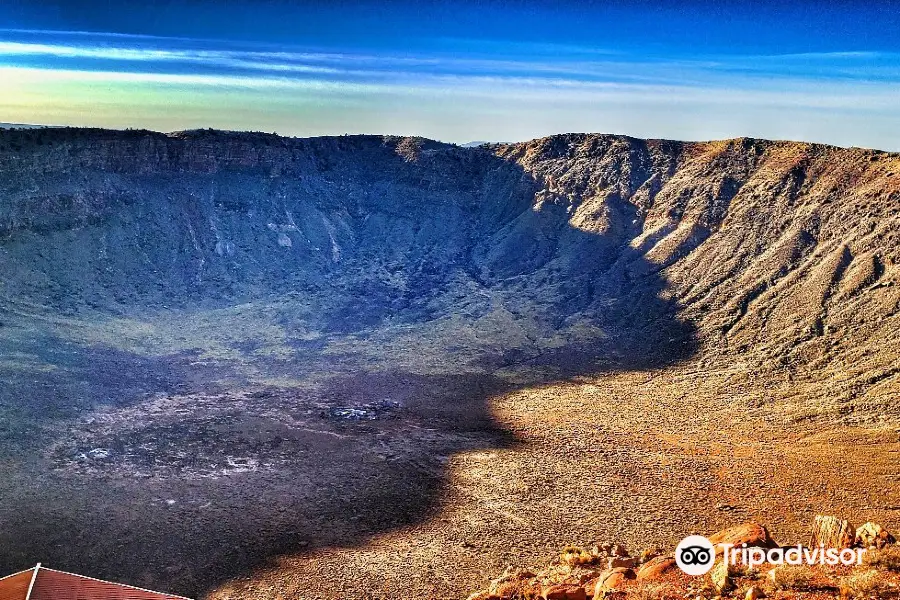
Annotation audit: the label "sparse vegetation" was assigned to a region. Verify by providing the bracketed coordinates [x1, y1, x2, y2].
[729, 561, 762, 579]
[840, 569, 887, 599]
[633, 583, 676, 600]
[492, 580, 540, 600]
[559, 545, 599, 567]
[766, 565, 819, 592]
[862, 545, 900, 572]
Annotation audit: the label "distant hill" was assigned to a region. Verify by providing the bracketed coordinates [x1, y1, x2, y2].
[0, 123, 61, 129]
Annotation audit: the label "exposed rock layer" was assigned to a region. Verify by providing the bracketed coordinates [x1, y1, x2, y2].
[1, 128, 897, 420]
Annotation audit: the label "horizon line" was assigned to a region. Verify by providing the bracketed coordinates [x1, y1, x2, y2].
[2, 122, 896, 154]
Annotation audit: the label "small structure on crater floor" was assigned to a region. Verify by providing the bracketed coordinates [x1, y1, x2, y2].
[325, 399, 402, 421]
[0, 564, 190, 600]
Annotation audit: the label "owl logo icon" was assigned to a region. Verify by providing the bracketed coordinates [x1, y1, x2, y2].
[675, 535, 716, 575]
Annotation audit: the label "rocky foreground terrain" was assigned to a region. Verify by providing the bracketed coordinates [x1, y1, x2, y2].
[467, 518, 900, 600]
[0, 128, 897, 598]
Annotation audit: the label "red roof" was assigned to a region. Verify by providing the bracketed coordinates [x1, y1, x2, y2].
[0, 570, 32, 600]
[0, 565, 191, 600]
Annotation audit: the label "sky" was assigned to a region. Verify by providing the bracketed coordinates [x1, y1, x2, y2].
[1, 1, 900, 150]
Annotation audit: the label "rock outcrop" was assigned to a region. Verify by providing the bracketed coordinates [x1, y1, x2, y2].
[710, 523, 780, 553]
[856, 522, 897, 549]
[471, 518, 898, 600]
[811, 515, 856, 550]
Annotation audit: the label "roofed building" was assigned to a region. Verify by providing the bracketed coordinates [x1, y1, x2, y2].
[0, 564, 191, 600]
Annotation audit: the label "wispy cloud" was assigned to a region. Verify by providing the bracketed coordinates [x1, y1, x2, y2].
[3, 29, 898, 88]
[0, 41, 343, 74]
[0, 65, 369, 90]
[2, 28, 900, 150]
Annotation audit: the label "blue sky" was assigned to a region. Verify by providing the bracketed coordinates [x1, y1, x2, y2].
[2, 1, 899, 149]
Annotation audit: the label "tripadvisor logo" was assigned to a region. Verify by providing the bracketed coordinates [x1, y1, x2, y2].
[675, 535, 716, 575]
[675, 534, 866, 576]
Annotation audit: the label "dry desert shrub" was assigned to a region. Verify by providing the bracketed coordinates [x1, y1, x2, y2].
[766, 565, 818, 591]
[840, 569, 887, 599]
[728, 561, 762, 579]
[862, 545, 900, 572]
[486, 567, 540, 600]
[560, 545, 599, 567]
[634, 583, 682, 600]
[493, 579, 540, 600]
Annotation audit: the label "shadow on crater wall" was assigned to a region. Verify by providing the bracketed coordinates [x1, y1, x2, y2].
[0, 133, 697, 596]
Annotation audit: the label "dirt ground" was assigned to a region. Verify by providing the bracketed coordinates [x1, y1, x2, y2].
[0, 304, 897, 600]
[203, 365, 900, 600]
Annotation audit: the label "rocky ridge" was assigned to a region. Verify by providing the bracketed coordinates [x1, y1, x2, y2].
[0, 128, 896, 420]
[494, 134, 900, 421]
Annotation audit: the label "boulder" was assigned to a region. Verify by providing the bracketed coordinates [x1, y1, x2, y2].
[638, 548, 660, 563]
[591, 544, 610, 556]
[592, 567, 635, 594]
[710, 560, 732, 594]
[607, 556, 639, 569]
[636, 556, 677, 581]
[466, 593, 502, 600]
[745, 585, 765, 600]
[709, 522, 779, 553]
[855, 522, 896, 549]
[542, 583, 587, 600]
[810, 515, 854, 549]
[494, 581, 538, 598]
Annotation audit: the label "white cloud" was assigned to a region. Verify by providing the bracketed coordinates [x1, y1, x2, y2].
[2, 29, 900, 150]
